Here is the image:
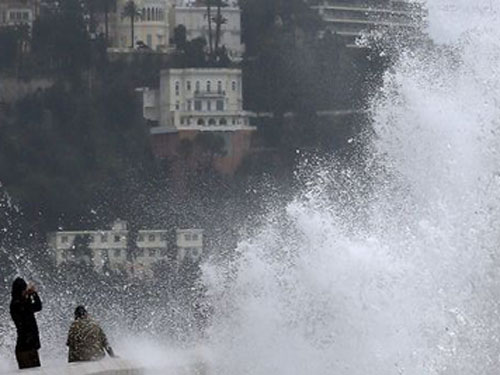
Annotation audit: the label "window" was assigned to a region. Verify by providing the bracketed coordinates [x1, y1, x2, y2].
[232, 118, 236, 125]
[195, 81, 200, 92]
[147, 8, 151, 21]
[207, 101, 212, 111]
[61, 235, 68, 243]
[232, 81, 237, 91]
[101, 234, 108, 243]
[220, 118, 227, 125]
[187, 100, 192, 111]
[194, 100, 202, 111]
[149, 249, 156, 257]
[187, 81, 191, 91]
[180, 118, 184, 125]
[114, 235, 121, 243]
[114, 249, 121, 257]
[149, 234, 156, 242]
[175, 101, 180, 110]
[197, 118, 205, 125]
[175, 81, 180, 96]
[206, 81, 211, 92]
[217, 81, 222, 93]
[216, 100, 224, 111]
[208, 118, 216, 126]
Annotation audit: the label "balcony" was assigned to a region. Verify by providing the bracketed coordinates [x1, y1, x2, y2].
[193, 90, 226, 98]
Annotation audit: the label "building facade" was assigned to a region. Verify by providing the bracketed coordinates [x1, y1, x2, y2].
[310, 0, 422, 46]
[0, 0, 40, 28]
[48, 219, 203, 277]
[101, 0, 173, 51]
[146, 68, 254, 132]
[176, 228, 203, 262]
[174, 3, 244, 60]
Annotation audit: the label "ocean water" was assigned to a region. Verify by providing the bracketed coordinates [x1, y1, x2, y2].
[202, 1, 500, 374]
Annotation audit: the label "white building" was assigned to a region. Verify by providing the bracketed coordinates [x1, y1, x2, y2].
[0, 0, 39, 28]
[176, 228, 203, 262]
[173, 3, 244, 60]
[310, 0, 422, 46]
[48, 219, 169, 276]
[104, 0, 172, 51]
[145, 68, 254, 132]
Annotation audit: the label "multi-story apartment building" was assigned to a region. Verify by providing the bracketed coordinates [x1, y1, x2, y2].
[0, 0, 40, 28]
[176, 228, 203, 262]
[173, 2, 244, 60]
[48, 219, 203, 277]
[145, 68, 254, 132]
[310, 0, 423, 46]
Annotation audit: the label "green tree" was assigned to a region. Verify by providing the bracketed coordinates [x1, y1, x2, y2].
[122, 0, 141, 48]
[31, 0, 91, 75]
[173, 24, 187, 51]
[0, 26, 19, 70]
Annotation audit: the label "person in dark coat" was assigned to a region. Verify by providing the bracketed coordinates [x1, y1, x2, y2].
[67, 305, 115, 362]
[9, 277, 42, 369]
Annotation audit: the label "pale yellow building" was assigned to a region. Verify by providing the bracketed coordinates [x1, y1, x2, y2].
[144, 68, 255, 132]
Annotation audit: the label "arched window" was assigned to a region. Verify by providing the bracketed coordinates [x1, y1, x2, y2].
[219, 118, 227, 125]
[217, 80, 222, 93]
[206, 81, 211, 92]
[195, 81, 200, 92]
[197, 118, 205, 125]
[208, 118, 216, 126]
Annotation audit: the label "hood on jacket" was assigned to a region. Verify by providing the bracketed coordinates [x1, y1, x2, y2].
[11, 277, 27, 300]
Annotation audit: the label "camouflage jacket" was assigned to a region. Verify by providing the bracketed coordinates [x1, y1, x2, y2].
[66, 317, 109, 362]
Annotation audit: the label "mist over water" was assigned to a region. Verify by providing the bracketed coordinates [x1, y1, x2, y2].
[202, 1, 500, 374]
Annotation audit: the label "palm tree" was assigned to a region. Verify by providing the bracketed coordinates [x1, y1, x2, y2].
[204, 0, 214, 56]
[213, 0, 227, 54]
[122, 0, 141, 48]
[102, 0, 116, 45]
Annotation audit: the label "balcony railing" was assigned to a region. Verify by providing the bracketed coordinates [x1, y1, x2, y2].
[193, 90, 226, 98]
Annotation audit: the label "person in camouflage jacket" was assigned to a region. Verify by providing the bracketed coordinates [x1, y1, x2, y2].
[66, 306, 115, 362]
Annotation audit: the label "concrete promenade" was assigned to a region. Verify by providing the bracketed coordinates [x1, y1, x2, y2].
[3, 359, 146, 375]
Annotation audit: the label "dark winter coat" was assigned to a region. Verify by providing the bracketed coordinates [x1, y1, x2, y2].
[10, 286, 43, 351]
